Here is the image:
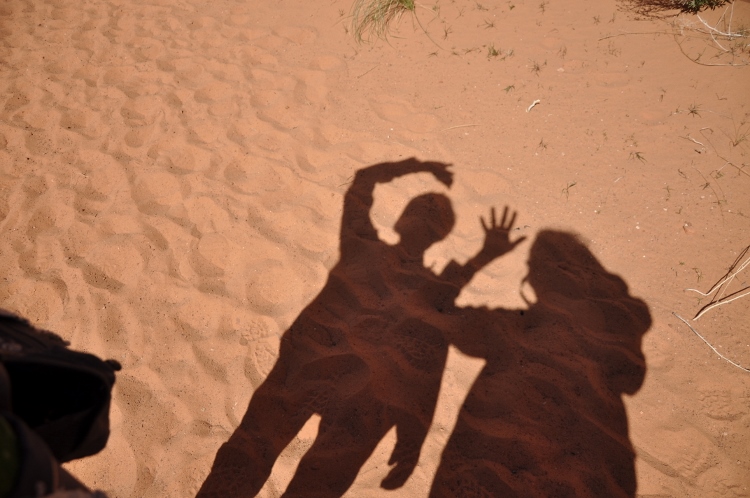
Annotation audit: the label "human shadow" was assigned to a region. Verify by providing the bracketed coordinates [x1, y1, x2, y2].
[197, 158, 525, 497]
[431, 230, 651, 497]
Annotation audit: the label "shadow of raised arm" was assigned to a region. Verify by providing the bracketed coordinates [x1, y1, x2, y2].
[340, 158, 453, 248]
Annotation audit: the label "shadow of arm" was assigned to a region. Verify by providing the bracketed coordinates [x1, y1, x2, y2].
[440, 205, 526, 289]
[340, 158, 453, 249]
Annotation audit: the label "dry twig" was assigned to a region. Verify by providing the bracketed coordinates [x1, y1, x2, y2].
[687, 245, 750, 319]
[673, 313, 750, 372]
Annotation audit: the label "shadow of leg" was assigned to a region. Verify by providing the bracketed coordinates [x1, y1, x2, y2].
[380, 408, 429, 490]
[282, 404, 388, 498]
[197, 374, 312, 498]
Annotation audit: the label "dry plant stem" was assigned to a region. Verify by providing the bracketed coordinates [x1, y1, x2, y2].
[687, 246, 750, 297]
[696, 3, 744, 39]
[696, 7, 735, 52]
[606, 5, 749, 66]
[717, 161, 750, 178]
[410, 5, 444, 50]
[356, 64, 381, 78]
[691, 166, 726, 221]
[698, 127, 750, 178]
[707, 26, 729, 51]
[598, 30, 673, 41]
[674, 33, 749, 66]
[682, 134, 706, 147]
[599, 28, 748, 65]
[692, 289, 750, 319]
[687, 246, 750, 319]
[673, 313, 750, 372]
[439, 124, 479, 132]
[672, 4, 750, 65]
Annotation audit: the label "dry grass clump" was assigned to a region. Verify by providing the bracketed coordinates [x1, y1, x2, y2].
[673, 1, 749, 66]
[625, 0, 732, 16]
[617, 0, 749, 65]
[351, 0, 416, 42]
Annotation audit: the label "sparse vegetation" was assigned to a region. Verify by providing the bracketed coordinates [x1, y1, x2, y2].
[486, 45, 514, 60]
[351, 0, 416, 42]
[561, 181, 577, 199]
[675, 8, 749, 66]
[609, 1, 748, 66]
[625, 0, 732, 15]
[727, 120, 749, 147]
[693, 267, 703, 282]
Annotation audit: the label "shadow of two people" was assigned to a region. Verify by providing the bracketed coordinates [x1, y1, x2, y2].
[197, 158, 651, 498]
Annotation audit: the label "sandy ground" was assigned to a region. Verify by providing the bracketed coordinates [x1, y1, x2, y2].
[1, 0, 749, 496]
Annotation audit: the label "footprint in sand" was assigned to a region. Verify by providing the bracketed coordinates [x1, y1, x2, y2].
[83, 238, 144, 291]
[273, 26, 317, 45]
[369, 97, 441, 134]
[698, 388, 748, 421]
[132, 170, 183, 215]
[61, 108, 103, 140]
[636, 425, 719, 484]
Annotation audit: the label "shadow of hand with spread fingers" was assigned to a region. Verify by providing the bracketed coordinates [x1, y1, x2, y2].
[197, 158, 526, 497]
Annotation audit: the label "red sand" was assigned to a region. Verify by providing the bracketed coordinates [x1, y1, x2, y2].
[1, 0, 748, 496]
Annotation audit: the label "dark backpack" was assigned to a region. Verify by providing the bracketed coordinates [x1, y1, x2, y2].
[0, 310, 120, 463]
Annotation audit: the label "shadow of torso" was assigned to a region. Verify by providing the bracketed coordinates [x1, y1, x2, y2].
[282, 236, 456, 432]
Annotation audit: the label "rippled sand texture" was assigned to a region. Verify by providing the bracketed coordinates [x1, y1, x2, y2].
[1, 0, 749, 496]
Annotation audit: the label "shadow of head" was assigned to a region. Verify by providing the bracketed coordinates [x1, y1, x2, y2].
[394, 193, 455, 255]
[524, 230, 651, 396]
[526, 230, 630, 301]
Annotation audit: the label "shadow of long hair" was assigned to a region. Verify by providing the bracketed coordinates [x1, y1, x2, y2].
[432, 230, 651, 497]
